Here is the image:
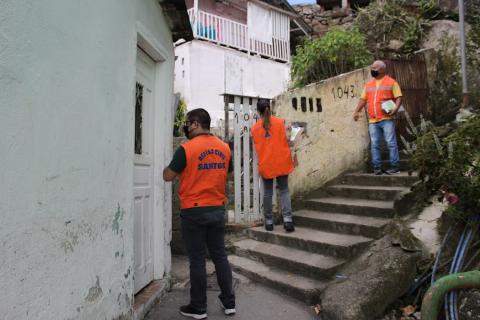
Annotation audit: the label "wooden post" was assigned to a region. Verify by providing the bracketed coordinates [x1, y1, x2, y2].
[224, 95, 230, 141]
[233, 96, 243, 223]
[251, 98, 260, 222]
[242, 101, 251, 222]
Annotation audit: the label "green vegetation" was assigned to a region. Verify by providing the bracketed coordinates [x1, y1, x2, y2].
[290, 28, 372, 87]
[174, 98, 187, 137]
[466, 4, 480, 108]
[429, 35, 462, 124]
[406, 114, 480, 223]
[354, 0, 430, 57]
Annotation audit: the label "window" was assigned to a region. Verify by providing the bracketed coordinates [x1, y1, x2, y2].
[135, 82, 143, 155]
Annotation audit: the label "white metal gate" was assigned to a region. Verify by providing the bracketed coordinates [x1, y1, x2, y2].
[226, 95, 275, 224]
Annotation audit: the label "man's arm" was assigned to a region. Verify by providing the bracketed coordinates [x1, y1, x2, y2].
[352, 99, 367, 121]
[390, 82, 403, 115]
[162, 146, 186, 182]
[391, 96, 402, 115]
[163, 167, 179, 181]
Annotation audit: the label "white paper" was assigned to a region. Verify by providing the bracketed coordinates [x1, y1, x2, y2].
[381, 100, 397, 114]
[290, 127, 302, 142]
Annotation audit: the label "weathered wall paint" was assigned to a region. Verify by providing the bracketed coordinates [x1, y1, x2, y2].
[136, 0, 175, 281]
[0, 0, 175, 319]
[174, 40, 290, 126]
[274, 68, 371, 196]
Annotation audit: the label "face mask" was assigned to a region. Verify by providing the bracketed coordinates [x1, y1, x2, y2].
[371, 70, 380, 78]
[183, 124, 191, 139]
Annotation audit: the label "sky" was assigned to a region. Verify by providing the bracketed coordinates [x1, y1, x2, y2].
[287, 0, 317, 4]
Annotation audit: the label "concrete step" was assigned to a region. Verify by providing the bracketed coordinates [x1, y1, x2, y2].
[303, 197, 395, 218]
[233, 239, 345, 279]
[294, 210, 390, 238]
[338, 172, 418, 187]
[379, 159, 410, 170]
[229, 255, 325, 304]
[247, 226, 373, 259]
[321, 184, 409, 201]
[364, 159, 410, 171]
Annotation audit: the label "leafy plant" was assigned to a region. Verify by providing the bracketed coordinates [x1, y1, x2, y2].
[407, 114, 480, 223]
[173, 98, 187, 137]
[354, 0, 430, 57]
[428, 34, 463, 124]
[290, 27, 372, 87]
[417, 0, 443, 20]
[466, 7, 480, 109]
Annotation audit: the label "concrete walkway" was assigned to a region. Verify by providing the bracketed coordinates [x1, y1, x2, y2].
[144, 256, 316, 320]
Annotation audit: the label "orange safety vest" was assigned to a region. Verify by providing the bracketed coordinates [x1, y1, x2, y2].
[365, 75, 397, 122]
[251, 116, 294, 179]
[179, 135, 231, 209]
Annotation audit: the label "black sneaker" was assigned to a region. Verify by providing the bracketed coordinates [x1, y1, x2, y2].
[220, 301, 236, 316]
[265, 224, 274, 231]
[385, 168, 400, 175]
[179, 305, 207, 319]
[373, 169, 382, 175]
[284, 222, 295, 233]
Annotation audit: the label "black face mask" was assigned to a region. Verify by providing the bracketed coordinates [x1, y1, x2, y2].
[183, 125, 191, 139]
[371, 70, 380, 78]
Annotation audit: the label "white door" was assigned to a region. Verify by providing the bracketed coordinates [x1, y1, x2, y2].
[134, 48, 155, 294]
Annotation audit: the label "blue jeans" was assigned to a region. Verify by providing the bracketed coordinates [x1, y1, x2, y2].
[262, 175, 293, 225]
[368, 120, 400, 170]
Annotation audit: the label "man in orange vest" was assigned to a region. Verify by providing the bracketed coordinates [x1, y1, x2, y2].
[163, 108, 235, 319]
[352, 60, 403, 175]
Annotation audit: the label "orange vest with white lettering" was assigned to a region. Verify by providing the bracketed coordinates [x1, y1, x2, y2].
[365, 75, 396, 122]
[179, 135, 231, 209]
[251, 116, 294, 179]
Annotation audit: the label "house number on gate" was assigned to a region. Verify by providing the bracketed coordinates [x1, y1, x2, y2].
[331, 84, 356, 100]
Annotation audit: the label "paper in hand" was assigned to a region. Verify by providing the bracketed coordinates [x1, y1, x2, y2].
[381, 100, 397, 114]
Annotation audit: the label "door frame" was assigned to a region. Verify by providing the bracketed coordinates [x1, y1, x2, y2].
[135, 22, 171, 285]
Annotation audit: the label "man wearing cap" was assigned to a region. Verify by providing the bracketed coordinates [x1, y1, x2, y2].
[352, 60, 403, 175]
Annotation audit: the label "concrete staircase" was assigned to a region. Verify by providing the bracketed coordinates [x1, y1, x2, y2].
[228, 170, 418, 304]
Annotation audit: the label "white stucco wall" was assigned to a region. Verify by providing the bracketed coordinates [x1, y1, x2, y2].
[136, 0, 176, 285]
[0, 0, 175, 319]
[174, 40, 290, 127]
[274, 68, 371, 196]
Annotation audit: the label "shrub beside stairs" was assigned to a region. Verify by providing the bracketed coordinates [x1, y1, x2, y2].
[228, 165, 418, 304]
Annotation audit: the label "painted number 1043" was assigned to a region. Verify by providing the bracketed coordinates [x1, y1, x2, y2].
[332, 85, 356, 100]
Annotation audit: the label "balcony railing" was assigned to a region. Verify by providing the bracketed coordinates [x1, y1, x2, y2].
[187, 8, 290, 62]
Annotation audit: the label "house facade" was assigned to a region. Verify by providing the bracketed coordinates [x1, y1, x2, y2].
[174, 0, 310, 132]
[0, 1, 191, 319]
